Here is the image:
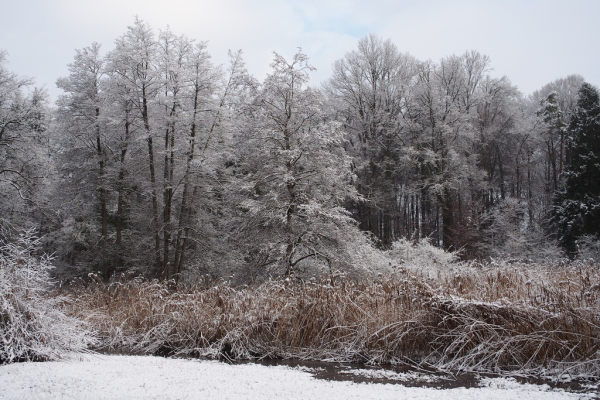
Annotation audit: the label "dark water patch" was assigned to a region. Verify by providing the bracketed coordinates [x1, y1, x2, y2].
[234, 358, 599, 396]
[251, 359, 473, 389]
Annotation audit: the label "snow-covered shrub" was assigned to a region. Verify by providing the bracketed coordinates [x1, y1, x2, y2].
[480, 198, 565, 263]
[575, 235, 600, 261]
[0, 231, 95, 364]
[387, 238, 461, 269]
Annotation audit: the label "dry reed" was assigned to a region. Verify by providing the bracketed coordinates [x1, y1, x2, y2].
[63, 262, 600, 378]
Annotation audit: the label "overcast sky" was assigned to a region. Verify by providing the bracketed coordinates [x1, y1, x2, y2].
[1, 0, 598, 101]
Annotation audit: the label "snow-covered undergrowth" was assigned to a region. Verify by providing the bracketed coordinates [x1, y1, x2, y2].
[0, 232, 95, 364]
[63, 260, 600, 380]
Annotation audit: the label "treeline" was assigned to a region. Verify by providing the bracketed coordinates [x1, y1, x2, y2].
[1, 19, 599, 282]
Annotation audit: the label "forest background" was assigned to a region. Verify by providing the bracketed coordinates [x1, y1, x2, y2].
[1, 16, 600, 283]
[2, 11, 600, 381]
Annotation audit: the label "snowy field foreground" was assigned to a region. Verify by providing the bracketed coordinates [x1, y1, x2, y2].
[0, 355, 595, 400]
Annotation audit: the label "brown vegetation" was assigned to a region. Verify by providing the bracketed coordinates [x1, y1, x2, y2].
[64, 262, 600, 378]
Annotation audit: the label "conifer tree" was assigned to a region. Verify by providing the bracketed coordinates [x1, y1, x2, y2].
[554, 83, 600, 255]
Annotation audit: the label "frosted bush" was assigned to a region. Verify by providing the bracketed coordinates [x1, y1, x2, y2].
[0, 231, 95, 364]
[575, 235, 600, 261]
[387, 238, 461, 269]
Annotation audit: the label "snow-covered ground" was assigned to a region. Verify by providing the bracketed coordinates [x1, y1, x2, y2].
[0, 355, 594, 400]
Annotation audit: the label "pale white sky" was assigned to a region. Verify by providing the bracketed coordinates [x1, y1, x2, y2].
[1, 0, 598, 100]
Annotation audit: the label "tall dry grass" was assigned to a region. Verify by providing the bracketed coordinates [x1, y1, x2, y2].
[64, 262, 600, 378]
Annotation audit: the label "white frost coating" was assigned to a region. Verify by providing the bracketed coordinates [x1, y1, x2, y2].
[0, 355, 591, 400]
[338, 368, 442, 383]
[480, 377, 551, 391]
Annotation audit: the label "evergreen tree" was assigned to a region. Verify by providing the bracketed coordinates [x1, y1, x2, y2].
[554, 83, 600, 255]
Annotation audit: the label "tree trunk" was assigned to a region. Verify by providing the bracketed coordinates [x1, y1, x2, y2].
[162, 102, 177, 280]
[142, 89, 161, 275]
[442, 189, 454, 251]
[94, 106, 112, 280]
[116, 104, 131, 271]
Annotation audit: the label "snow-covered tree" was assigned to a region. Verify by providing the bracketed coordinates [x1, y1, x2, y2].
[400, 51, 492, 252]
[537, 91, 566, 194]
[324, 35, 418, 246]
[530, 76, 584, 206]
[52, 43, 114, 276]
[56, 43, 107, 240]
[0, 51, 51, 239]
[554, 83, 600, 255]
[234, 51, 370, 279]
